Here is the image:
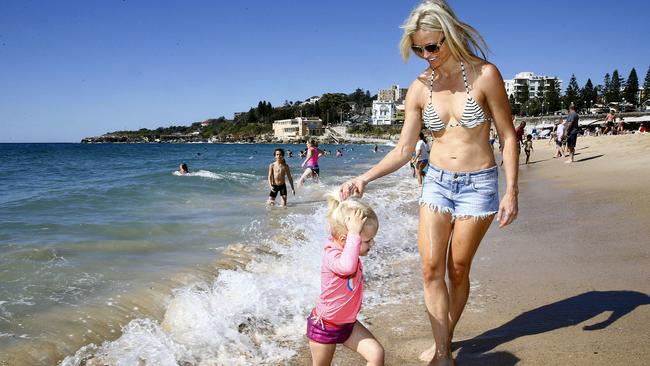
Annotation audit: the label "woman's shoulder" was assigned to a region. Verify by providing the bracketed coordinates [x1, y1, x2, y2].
[413, 67, 433, 88]
[469, 59, 505, 97]
[470, 59, 502, 82]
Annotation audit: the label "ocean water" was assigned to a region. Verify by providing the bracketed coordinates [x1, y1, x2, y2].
[0, 142, 426, 365]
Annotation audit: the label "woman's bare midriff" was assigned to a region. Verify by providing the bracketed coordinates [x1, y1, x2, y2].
[426, 123, 496, 172]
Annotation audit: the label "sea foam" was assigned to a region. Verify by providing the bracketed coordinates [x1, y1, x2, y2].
[61, 165, 423, 365]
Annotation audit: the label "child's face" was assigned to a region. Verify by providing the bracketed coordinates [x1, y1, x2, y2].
[274, 151, 284, 161]
[359, 222, 378, 256]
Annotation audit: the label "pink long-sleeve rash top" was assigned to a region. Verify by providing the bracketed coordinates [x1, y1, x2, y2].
[314, 233, 364, 325]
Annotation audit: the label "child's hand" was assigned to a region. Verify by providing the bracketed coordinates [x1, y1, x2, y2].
[345, 209, 367, 235]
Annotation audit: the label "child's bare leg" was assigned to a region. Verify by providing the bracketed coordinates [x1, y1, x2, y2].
[281, 195, 287, 206]
[309, 340, 336, 366]
[266, 195, 275, 205]
[298, 169, 312, 188]
[343, 322, 384, 366]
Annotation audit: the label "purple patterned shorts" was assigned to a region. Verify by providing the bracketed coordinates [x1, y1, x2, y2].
[306, 315, 355, 344]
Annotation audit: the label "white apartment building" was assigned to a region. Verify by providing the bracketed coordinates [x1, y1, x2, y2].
[371, 100, 394, 125]
[504, 72, 562, 99]
[272, 117, 323, 139]
[301, 96, 321, 105]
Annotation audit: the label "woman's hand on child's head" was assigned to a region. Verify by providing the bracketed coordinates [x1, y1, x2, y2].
[345, 209, 367, 235]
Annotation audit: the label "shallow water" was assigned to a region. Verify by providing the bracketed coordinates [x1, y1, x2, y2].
[0, 143, 443, 365]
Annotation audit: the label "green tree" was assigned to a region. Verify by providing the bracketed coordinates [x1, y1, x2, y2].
[536, 79, 546, 114]
[623, 68, 639, 107]
[603, 73, 611, 103]
[545, 79, 561, 112]
[609, 70, 622, 103]
[564, 74, 580, 109]
[644, 66, 650, 104]
[580, 79, 597, 110]
[347, 88, 374, 111]
[318, 93, 350, 124]
[509, 94, 519, 115]
[536, 79, 545, 99]
[523, 99, 540, 116]
[516, 82, 529, 114]
[245, 107, 257, 123]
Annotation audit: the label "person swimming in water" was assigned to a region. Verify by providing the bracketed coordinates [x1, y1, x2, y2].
[179, 163, 189, 175]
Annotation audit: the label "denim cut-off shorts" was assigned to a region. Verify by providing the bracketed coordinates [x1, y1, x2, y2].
[420, 164, 499, 219]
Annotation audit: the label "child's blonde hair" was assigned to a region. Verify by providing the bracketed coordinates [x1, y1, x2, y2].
[325, 191, 378, 239]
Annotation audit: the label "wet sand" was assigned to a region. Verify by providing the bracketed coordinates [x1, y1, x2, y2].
[291, 133, 650, 365]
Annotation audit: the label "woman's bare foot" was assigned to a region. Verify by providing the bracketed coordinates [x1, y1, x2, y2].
[419, 344, 436, 362]
[421, 342, 455, 365]
[428, 358, 455, 366]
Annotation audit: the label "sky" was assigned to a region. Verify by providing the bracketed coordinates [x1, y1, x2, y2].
[1, 0, 649, 142]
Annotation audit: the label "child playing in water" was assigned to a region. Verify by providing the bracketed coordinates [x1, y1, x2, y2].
[298, 139, 325, 187]
[307, 193, 384, 366]
[523, 134, 534, 164]
[267, 148, 295, 206]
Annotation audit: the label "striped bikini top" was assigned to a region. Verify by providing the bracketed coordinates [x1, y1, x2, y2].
[423, 61, 491, 132]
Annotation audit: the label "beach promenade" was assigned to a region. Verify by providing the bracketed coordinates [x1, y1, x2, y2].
[292, 134, 650, 365]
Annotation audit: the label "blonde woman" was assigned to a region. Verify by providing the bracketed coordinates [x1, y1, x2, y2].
[339, 1, 519, 364]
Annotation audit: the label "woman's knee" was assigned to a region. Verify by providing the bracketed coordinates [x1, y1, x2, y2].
[447, 261, 471, 286]
[421, 261, 446, 284]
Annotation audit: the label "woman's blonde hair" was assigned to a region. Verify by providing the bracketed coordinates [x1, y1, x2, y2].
[399, 0, 489, 64]
[325, 192, 378, 239]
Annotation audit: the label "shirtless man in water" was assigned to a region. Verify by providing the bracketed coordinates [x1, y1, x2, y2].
[267, 148, 295, 206]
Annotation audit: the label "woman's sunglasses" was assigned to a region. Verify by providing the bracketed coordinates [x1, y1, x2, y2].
[411, 36, 446, 56]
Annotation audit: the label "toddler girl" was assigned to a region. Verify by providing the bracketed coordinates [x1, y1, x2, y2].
[307, 192, 384, 366]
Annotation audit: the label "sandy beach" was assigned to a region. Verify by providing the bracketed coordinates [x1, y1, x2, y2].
[291, 133, 650, 365]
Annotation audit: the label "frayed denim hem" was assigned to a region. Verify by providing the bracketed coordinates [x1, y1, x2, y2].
[418, 201, 454, 215]
[454, 211, 498, 221]
[419, 201, 497, 221]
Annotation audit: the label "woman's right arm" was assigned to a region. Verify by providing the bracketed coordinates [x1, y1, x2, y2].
[341, 81, 423, 198]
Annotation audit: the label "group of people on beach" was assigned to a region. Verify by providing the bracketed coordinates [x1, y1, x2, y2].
[175, 1, 526, 363]
[265, 139, 326, 206]
[543, 104, 581, 163]
[305, 1, 519, 365]
[505, 104, 580, 167]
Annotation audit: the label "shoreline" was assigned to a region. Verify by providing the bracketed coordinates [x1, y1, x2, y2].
[290, 134, 650, 365]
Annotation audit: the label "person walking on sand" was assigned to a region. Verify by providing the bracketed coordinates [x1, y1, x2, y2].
[306, 193, 384, 366]
[554, 119, 566, 158]
[523, 134, 533, 164]
[549, 123, 557, 145]
[515, 120, 526, 153]
[298, 139, 325, 187]
[413, 132, 430, 187]
[565, 104, 579, 163]
[267, 148, 295, 206]
[340, 1, 519, 364]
